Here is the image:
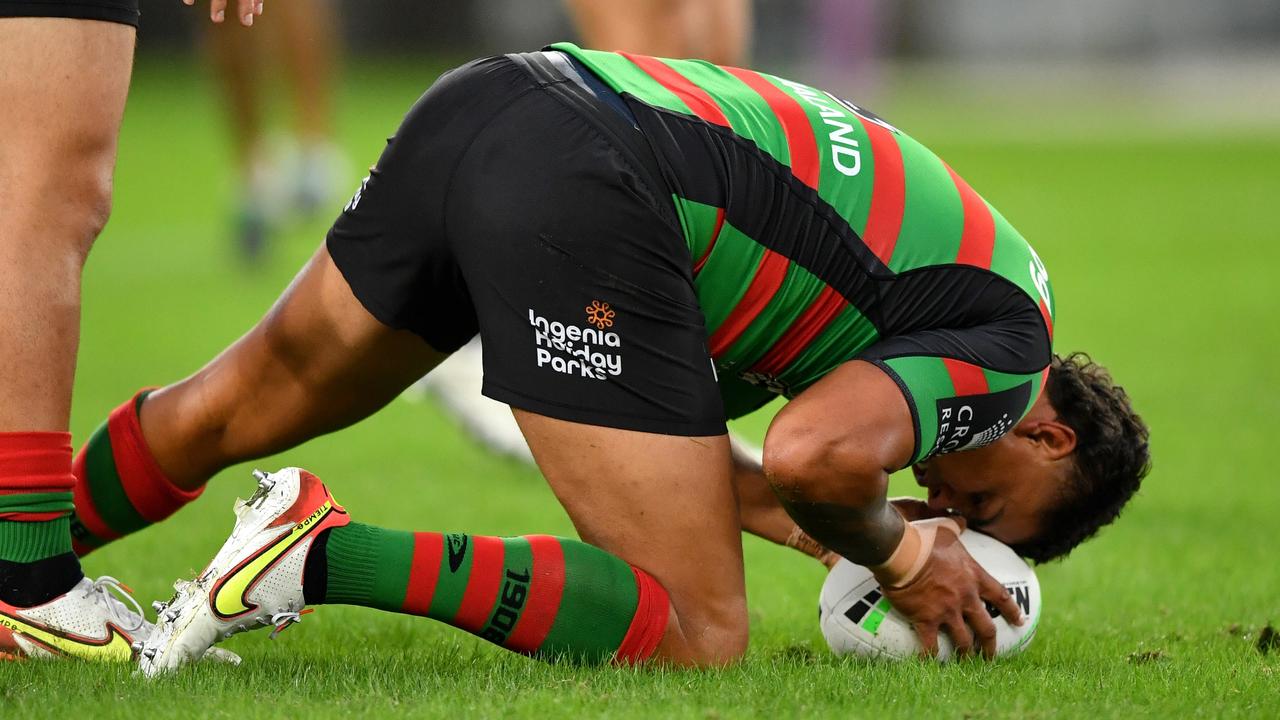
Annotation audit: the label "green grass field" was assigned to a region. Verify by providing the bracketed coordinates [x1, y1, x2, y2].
[3, 57, 1279, 718]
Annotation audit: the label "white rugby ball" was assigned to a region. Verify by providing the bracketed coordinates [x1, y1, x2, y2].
[818, 530, 1040, 660]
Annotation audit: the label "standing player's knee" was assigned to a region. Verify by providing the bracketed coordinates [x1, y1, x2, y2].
[13, 131, 118, 263]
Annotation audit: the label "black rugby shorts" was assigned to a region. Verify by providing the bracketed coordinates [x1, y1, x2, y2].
[326, 52, 726, 437]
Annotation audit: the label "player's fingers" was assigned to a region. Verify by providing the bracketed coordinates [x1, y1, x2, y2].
[964, 600, 1000, 659]
[209, 0, 226, 23]
[236, 0, 255, 25]
[943, 613, 975, 659]
[182, 0, 194, 6]
[977, 567, 1023, 626]
[914, 623, 940, 659]
[255, 0, 264, 15]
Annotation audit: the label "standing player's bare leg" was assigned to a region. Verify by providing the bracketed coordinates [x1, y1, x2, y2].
[272, 0, 344, 214]
[566, 0, 687, 57]
[206, 15, 273, 256]
[0, 17, 134, 606]
[206, 17, 263, 177]
[271, 0, 338, 152]
[685, 0, 751, 65]
[566, 0, 750, 64]
[206, 0, 341, 257]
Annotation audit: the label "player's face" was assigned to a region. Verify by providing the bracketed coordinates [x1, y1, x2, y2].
[911, 399, 1072, 547]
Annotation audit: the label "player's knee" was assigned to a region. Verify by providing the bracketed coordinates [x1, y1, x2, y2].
[668, 594, 750, 667]
[14, 143, 117, 261]
[64, 170, 114, 258]
[692, 619, 749, 666]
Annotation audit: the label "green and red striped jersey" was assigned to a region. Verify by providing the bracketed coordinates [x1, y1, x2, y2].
[551, 43, 1056, 418]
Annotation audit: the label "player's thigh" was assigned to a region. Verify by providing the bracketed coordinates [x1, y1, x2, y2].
[513, 410, 747, 662]
[0, 18, 134, 166]
[0, 17, 135, 250]
[147, 245, 446, 467]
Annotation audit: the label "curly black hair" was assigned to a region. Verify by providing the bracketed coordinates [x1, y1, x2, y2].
[1010, 353, 1151, 563]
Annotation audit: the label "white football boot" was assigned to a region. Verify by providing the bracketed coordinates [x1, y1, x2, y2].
[138, 468, 348, 677]
[0, 575, 145, 661]
[0, 575, 238, 665]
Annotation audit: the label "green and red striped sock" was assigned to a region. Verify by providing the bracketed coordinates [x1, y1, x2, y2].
[0, 432, 77, 564]
[70, 391, 203, 556]
[311, 522, 669, 664]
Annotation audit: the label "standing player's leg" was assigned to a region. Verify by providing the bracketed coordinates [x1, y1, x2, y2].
[686, 0, 752, 65]
[270, 0, 344, 214]
[205, 14, 271, 256]
[566, 0, 687, 57]
[566, 0, 751, 64]
[0, 17, 134, 607]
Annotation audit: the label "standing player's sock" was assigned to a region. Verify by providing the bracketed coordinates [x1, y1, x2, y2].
[304, 523, 669, 663]
[70, 391, 203, 556]
[0, 432, 84, 607]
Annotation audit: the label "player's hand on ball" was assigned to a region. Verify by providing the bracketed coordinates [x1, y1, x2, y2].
[873, 518, 1024, 659]
[183, 0, 263, 26]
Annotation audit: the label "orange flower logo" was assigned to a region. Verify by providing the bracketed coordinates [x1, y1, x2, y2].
[585, 300, 615, 330]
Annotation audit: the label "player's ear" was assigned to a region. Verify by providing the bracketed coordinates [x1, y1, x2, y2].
[1021, 418, 1076, 461]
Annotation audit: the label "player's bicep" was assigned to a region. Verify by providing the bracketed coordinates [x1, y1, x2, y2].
[766, 359, 917, 487]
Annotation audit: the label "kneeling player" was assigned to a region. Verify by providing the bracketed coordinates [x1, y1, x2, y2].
[61, 46, 1150, 669]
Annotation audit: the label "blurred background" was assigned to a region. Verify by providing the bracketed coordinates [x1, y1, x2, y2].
[73, 0, 1278, 679]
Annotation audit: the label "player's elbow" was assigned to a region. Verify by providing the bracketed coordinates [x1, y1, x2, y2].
[762, 417, 887, 509]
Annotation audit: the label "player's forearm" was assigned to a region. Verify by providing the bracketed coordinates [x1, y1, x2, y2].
[761, 434, 906, 566]
[777, 493, 905, 568]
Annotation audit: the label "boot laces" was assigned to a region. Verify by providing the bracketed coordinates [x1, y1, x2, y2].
[268, 608, 313, 639]
[83, 576, 146, 633]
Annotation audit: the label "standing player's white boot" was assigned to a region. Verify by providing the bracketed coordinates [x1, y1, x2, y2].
[138, 468, 348, 677]
[0, 576, 145, 661]
[0, 575, 240, 665]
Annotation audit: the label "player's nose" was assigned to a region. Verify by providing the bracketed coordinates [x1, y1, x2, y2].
[926, 483, 956, 511]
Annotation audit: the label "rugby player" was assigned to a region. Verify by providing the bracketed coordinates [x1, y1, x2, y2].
[0, 0, 263, 661]
[79, 46, 1156, 668]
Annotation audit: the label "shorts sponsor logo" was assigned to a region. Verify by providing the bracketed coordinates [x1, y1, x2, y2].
[585, 300, 615, 330]
[929, 381, 1032, 458]
[528, 308, 623, 381]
